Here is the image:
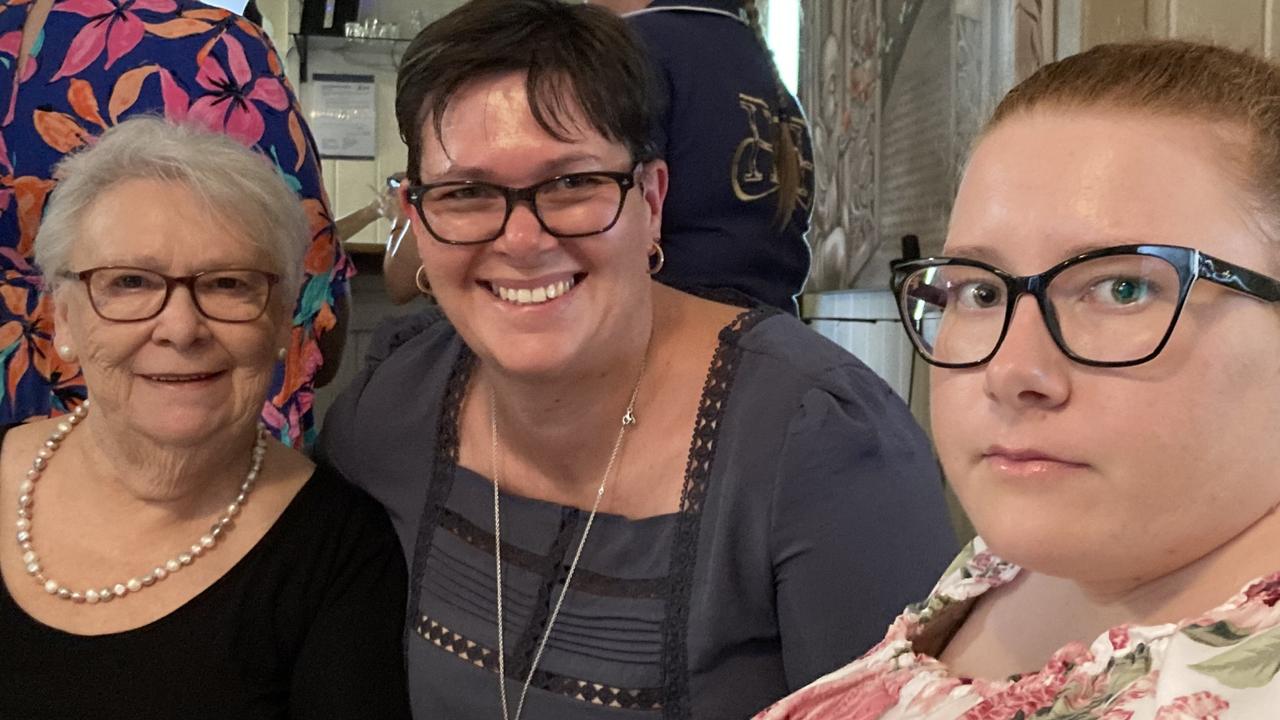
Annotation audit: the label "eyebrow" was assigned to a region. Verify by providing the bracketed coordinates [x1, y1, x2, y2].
[82, 259, 255, 272]
[424, 152, 612, 183]
[945, 241, 1140, 270]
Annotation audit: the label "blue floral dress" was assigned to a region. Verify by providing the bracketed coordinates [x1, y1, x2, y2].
[0, 0, 352, 447]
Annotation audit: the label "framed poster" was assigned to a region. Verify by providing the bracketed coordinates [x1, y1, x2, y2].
[308, 73, 377, 160]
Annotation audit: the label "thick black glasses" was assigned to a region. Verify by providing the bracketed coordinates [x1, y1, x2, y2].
[64, 267, 279, 323]
[405, 166, 640, 245]
[890, 244, 1280, 368]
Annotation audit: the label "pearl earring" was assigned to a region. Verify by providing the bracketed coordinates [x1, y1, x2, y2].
[276, 347, 287, 361]
[56, 345, 75, 362]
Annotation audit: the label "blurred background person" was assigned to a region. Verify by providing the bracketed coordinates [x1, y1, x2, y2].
[0, 117, 409, 719]
[590, 0, 813, 314]
[0, 0, 350, 448]
[336, 172, 423, 305]
[379, 173, 428, 305]
[759, 41, 1280, 718]
[320, 0, 953, 717]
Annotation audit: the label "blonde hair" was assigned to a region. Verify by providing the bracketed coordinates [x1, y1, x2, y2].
[987, 40, 1280, 235]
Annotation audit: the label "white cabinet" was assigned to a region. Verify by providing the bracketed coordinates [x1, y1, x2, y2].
[804, 290, 917, 403]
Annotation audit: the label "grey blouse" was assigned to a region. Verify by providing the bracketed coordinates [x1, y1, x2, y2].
[318, 304, 956, 719]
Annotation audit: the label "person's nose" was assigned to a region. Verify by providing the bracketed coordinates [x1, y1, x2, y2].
[982, 295, 1072, 411]
[491, 198, 559, 262]
[150, 283, 212, 349]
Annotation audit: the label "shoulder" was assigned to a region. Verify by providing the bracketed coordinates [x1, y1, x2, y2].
[289, 464, 394, 524]
[349, 305, 463, 402]
[366, 305, 457, 367]
[283, 464, 403, 557]
[315, 306, 461, 526]
[625, 8, 731, 61]
[626, 6, 732, 33]
[131, 1, 280, 60]
[733, 312, 900, 410]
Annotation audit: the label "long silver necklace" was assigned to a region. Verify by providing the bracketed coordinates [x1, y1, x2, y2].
[489, 358, 646, 720]
[14, 399, 268, 604]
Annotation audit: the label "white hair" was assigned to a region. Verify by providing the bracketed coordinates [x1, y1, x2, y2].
[35, 116, 311, 304]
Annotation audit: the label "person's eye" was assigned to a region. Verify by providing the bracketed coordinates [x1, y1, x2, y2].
[210, 276, 249, 291]
[953, 281, 1004, 310]
[108, 273, 160, 291]
[433, 185, 499, 202]
[1084, 276, 1155, 307]
[554, 174, 608, 190]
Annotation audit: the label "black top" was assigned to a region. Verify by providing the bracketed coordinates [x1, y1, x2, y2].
[0, 426, 412, 720]
[630, 0, 815, 314]
[318, 305, 957, 719]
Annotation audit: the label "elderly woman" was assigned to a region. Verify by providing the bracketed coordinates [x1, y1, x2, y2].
[317, 0, 955, 718]
[0, 118, 411, 718]
[758, 41, 1280, 719]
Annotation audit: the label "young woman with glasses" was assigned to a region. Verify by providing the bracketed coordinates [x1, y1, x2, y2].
[316, 1, 955, 717]
[758, 41, 1280, 719]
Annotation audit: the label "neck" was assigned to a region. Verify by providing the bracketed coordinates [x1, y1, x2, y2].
[480, 306, 657, 500]
[70, 414, 261, 518]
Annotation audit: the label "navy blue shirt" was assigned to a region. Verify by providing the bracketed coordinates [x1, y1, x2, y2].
[319, 305, 956, 719]
[627, 0, 815, 314]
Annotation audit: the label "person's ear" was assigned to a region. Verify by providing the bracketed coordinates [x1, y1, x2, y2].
[638, 159, 669, 236]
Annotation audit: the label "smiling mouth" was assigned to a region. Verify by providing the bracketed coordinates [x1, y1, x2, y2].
[485, 274, 583, 306]
[140, 372, 223, 383]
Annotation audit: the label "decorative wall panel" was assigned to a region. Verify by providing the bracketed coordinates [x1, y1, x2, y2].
[800, 0, 1051, 291]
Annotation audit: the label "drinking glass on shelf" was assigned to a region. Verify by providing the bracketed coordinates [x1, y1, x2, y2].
[408, 9, 427, 34]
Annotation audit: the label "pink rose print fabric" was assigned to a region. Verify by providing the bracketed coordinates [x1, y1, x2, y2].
[756, 539, 1280, 719]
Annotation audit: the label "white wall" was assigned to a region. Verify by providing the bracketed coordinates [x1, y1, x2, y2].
[259, 0, 465, 246]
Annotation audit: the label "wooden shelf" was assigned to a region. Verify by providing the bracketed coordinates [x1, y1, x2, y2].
[343, 241, 386, 256]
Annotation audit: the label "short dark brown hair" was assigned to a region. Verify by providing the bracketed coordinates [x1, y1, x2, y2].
[396, 0, 657, 182]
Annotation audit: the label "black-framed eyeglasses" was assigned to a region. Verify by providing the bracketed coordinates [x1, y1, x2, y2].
[62, 267, 280, 323]
[890, 244, 1280, 368]
[404, 165, 640, 245]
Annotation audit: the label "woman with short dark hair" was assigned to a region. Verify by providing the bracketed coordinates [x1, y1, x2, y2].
[319, 0, 954, 717]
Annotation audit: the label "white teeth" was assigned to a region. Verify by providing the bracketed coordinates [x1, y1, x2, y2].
[491, 278, 575, 306]
[147, 373, 214, 382]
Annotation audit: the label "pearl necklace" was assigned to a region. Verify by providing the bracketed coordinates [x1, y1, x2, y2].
[490, 358, 646, 720]
[14, 400, 268, 605]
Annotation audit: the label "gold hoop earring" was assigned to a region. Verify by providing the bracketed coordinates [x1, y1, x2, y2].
[415, 265, 433, 297]
[647, 241, 665, 276]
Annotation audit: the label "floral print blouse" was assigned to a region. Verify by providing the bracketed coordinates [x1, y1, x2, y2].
[0, 0, 351, 447]
[756, 538, 1280, 719]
